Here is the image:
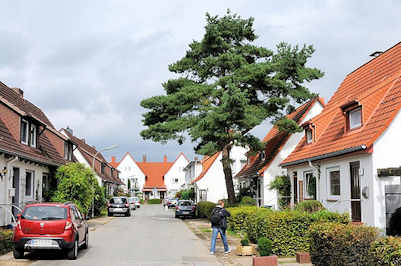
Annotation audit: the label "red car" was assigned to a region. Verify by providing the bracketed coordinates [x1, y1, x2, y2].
[13, 202, 89, 260]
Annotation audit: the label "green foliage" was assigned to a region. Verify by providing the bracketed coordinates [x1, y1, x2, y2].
[240, 196, 256, 206]
[294, 200, 324, 213]
[140, 10, 323, 204]
[0, 229, 13, 255]
[196, 201, 216, 218]
[269, 175, 291, 209]
[93, 184, 107, 217]
[148, 198, 162, 204]
[176, 188, 195, 200]
[257, 237, 273, 256]
[241, 238, 250, 246]
[371, 237, 401, 265]
[52, 163, 97, 216]
[226, 206, 349, 256]
[309, 222, 378, 266]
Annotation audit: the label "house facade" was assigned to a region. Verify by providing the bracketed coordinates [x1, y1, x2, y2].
[111, 152, 145, 194]
[235, 98, 324, 209]
[281, 42, 401, 231]
[190, 146, 248, 203]
[0, 83, 73, 226]
[164, 153, 189, 198]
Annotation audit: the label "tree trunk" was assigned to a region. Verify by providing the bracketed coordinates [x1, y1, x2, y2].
[221, 144, 236, 205]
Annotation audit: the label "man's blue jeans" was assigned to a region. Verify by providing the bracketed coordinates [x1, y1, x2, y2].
[210, 227, 229, 253]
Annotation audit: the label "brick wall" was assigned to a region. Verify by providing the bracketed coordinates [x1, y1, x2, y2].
[0, 102, 21, 142]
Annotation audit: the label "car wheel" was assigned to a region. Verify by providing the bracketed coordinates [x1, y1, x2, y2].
[82, 231, 89, 249]
[107, 212, 112, 217]
[67, 239, 78, 260]
[13, 248, 24, 259]
[126, 211, 131, 217]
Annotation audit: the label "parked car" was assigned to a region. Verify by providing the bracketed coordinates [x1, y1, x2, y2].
[128, 197, 137, 210]
[107, 197, 130, 217]
[168, 198, 179, 208]
[13, 202, 88, 260]
[132, 197, 141, 208]
[175, 200, 196, 218]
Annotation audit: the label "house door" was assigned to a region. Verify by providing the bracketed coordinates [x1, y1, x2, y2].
[293, 173, 298, 205]
[350, 162, 361, 222]
[12, 168, 20, 216]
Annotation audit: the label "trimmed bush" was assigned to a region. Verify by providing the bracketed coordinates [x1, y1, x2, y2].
[227, 206, 349, 256]
[257, 237, 273, 256]
[371, 237, 401, 265]
[309, 222, 378, 266]
[240, 196, 256, 206]
[0, 229, 13, 255]
[294, 200, 324, 213]
[148, 198, 162, 204]
[241, 238, 249, 246]
[197, 201, 216, 218]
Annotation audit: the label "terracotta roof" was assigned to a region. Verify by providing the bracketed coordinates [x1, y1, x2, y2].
[191, 152, 221, 184]
[109, 156, 119, 168]
[235, 98, 323, 179]
[281, 42, 401, 166]
[137, 161, 173, 190]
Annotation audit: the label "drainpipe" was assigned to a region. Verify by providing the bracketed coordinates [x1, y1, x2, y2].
[308, 160, 320, 202]
[4, 156, 18, 225]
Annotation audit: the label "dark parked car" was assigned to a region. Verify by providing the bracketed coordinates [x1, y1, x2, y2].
[175, 200, 196, 218]
[13, 202, 88, 260]
[107, 197, 130, 217]
[168, 198, 179, 208]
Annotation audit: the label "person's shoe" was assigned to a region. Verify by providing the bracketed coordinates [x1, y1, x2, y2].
[224, 249, 231, 254]
[210, 252, 215, 255]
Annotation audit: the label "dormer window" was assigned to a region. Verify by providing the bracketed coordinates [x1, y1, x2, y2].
[348, 107, 362, 130]
[21, 119, 29, 145]
[64, 142, 73, 160]
[260, 151, 266, 160]
[21, 119, 37, 147]
[101, 163, 105, 175]
[306, 128, 313, 144]
[29, 124, 37, 147]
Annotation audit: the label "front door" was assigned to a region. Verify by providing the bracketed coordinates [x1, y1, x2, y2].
[293, 173, 298, 205]
[12, 168, 20, 216]
[350, 162, 361, 222]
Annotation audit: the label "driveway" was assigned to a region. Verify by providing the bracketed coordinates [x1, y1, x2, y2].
[13, 205, 221, 266]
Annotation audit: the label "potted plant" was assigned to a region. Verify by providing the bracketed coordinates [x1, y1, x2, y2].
[253, 237, 277, 266]
[237, 237, 255, 256]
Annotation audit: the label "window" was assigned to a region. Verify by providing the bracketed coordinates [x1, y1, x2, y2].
[349, 108, 362, 130]
[328, 168, 341, 196]
[174, 178, 179, 183]
[306, 128, 313, 144]
[260, 151, 266, 160]
[42, 173, 49, 193]
[29, 124, 37, 147]
[240, 159, 247, 168]
[199, 190, 207, 201]
[304, 172, 316, 199]
[101, 163, 105, 174]
[25, 171, 34, 197]
[64, 142, 73, 160]
[21, 119, 29, 144]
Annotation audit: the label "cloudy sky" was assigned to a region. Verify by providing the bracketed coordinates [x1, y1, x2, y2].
[1, 1, 400, 163]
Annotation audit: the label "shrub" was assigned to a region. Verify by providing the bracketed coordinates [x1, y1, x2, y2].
[197, 201, 216, 218]
[241, 238, 249, 246]
[240, 196, 256, 206]
[269, 175, 291, 209]
[294, 200, 324, 213]
[370, 236, 401, 265]
[227, 206, 270, 233]
[0, 229, 13, 255]
[257, 237, 273, 256]
[309, 222, 378, 266]
[148, 198, 162, 204]
[93, 184, 107, 217]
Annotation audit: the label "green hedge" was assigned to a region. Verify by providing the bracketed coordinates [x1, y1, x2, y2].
[370, 237, 401, 265]
[196, 201, 216, 218]
[240, 196, 256, 206]
[294, 200, 324, 213]
[148, 198, 162, 204]
[0, 229, 13, 255]
[309, 222, 378, 266]
[226, 206, 349, 256]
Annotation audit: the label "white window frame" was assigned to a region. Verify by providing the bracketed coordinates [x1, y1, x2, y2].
[303, 171, 314, 199]
[260, 151, 266, 160]
[327, 167, 341, 200]
[29, 124, 37, 147]
[349, 107, 362, 129]
[25, 170, 34, 198]
[21, 119, 29, 145]
[306, 128, 313, 144]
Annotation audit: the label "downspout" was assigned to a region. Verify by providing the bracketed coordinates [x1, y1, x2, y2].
[4, 156, 18, 225]
[308, 160, 320, 202]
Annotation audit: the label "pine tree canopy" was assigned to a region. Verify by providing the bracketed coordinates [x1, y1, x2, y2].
[140, 11, 323, 156]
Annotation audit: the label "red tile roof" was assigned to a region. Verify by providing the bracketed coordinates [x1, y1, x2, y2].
[235, 98, 323, 179]
[137, 161, 173, 190]
[191, 152, 221, 184]
[282, 42, 401, 166]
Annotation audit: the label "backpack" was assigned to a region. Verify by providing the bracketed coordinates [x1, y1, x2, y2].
[210, 208, 224, 226]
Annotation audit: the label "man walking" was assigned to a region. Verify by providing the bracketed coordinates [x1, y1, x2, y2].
[210, 200, 231, 255]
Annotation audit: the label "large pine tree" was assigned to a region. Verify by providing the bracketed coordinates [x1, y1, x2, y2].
[140, 11, 323, 204]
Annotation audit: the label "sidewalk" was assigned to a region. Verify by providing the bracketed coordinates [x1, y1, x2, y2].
[184, 218, 312, 266]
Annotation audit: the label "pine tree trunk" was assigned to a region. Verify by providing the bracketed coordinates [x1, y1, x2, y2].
[222, 144, 236, 205]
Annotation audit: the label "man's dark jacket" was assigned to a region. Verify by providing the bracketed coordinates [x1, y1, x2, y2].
[211, 206, 231, 229]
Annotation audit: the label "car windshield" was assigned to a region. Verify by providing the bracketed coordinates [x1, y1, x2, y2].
[133, 197, 139, 201]
[179, 201, 192, 206]
[23, 206, 67, 220]
[128, 198, 135, 203]
[110, 198, 127, 204]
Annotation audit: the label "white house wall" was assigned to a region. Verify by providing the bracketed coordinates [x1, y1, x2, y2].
[116, 155, 145, 192]
[165, 155, 189, 197]
[73, 149, 103, 186]
[263, 101, 324, 209]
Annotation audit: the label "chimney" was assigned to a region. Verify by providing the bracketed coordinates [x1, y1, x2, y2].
[142, 154, 147, 162]
[163, 155, 167, 162]
[194, 156, 199, 161]
[66, 126, 73, 135]
[111, 156, 116, 163]
[81, 138, 85, 143]
[11, 88, 24, 97]
[370, 51, 383, 57]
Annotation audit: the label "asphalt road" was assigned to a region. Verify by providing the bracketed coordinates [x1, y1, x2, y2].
[28, 205, 221, 266]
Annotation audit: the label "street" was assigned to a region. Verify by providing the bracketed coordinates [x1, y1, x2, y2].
[19, 205, 221, 266]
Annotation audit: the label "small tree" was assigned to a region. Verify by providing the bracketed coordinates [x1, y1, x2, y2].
[140, 11, 323, 204]
[52, 163, 97, 216]
[270, 175, 291, 209]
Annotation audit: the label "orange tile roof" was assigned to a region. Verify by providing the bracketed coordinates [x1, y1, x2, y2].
[235, 98, 323, 179]
[191, 152, 221, 184]
[138, 161, 173, 190]
[282, 42, 401, 166]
